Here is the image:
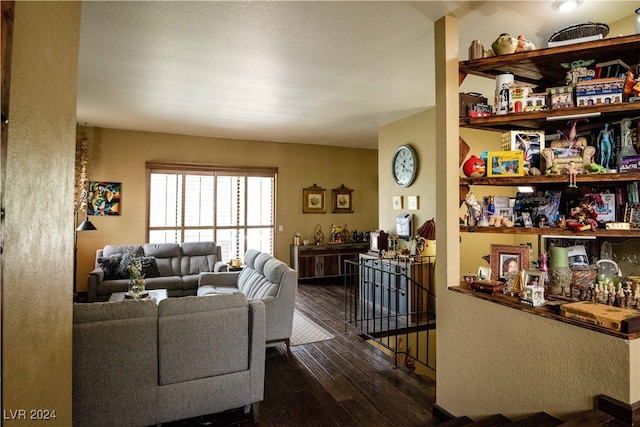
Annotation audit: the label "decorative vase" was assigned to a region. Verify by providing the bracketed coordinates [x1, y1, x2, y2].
[549, 266, 572, 297]
[128, 276, 145, 298]
[491, 33, 518, 56]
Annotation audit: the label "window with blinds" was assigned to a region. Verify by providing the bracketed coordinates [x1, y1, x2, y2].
[147, 162, 277, 260]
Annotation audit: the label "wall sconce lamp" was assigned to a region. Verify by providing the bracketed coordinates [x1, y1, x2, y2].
[74, 190, 97, 300]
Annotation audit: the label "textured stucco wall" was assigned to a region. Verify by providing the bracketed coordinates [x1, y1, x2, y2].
[2, 2, 80, 425]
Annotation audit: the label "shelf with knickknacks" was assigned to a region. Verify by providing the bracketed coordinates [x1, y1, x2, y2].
[455, 33, 640, 338]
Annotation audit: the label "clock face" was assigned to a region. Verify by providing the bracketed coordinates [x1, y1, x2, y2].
[392, 144, 418, 187]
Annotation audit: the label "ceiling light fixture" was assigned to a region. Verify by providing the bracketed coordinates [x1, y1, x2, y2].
[552, 0, 582, 12]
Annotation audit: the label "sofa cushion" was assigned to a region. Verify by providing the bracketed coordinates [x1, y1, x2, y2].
[243, 249, 261, 269]
[264, 258, 290, 285]
[157, 294, 250, 385]
[143, 243, 181, 258]
[102, 244, 144, 258]
[181, 241, 217, 257]
[74, 299, 158, 323]
[97, 255, 127, 280]
[144, 243, 181, 276]
[254, 252, 272, 275]
[141, 257, 161, 278]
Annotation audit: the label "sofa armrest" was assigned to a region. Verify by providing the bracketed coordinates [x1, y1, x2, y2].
[213, 261, 228, 272]
[89, 267, 105, 284]
[198, 271, 240, 287]
[248, 299, 266, 404]
[87, 268, 105, 302]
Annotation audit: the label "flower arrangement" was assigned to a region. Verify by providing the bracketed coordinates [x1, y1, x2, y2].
[122, 252, 146, 295]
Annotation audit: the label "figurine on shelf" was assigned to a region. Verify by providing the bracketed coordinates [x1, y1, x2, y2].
[330, 224, 342, 244]
[566, 195, 602, 232]
[535, 214, 549, 228]
[568, 161, 578, 188]
[516, 35, 535, 52]
[587, 162, 607, 174]
[313, 224, 324, 244]
[464, 191, 483, 226]
[597, 123, 614, 170]
[619, 118, 636, 157]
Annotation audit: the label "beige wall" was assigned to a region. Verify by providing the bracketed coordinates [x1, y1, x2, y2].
[2, 2, 80, 425]
[378, 109, 437, 246]
[75, 127, 378, 292]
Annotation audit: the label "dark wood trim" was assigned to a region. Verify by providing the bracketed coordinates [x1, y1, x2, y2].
[461, 225, 640, 238]
[460, 171, 640, 186]
[146, 161, 278, 176]
[597, 394, 640, 426]
[432, 403, 456, 422]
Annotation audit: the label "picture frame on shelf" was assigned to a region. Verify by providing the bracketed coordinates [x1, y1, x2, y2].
[303, 184, 326, 214]
[332, 185, 353, 213]
[591, 192, 616, 222]
[486, 150, 524, 177]
[523, 269, 544, 288]
[477, 266, 491, 281]
[490, 244, 530, 282]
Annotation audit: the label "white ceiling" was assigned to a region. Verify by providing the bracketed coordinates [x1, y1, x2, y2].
[76, 1, 639, 149]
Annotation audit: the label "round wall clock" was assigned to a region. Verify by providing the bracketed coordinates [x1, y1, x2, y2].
[391, 144, 418, 187]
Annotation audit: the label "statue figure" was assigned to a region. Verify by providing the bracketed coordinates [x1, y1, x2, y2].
[620, 118, 636, 157]
[597, 123, 613, 169]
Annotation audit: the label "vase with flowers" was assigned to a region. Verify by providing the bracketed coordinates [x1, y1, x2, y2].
[122, 252, 146, 298]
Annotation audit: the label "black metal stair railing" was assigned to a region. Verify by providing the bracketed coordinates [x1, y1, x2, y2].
[342, 256, 436, 373]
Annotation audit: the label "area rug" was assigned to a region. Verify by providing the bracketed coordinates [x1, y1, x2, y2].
[290, 309, 335, 346]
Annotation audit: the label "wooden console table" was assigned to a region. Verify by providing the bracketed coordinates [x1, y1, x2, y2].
[291, 242, 369, 279]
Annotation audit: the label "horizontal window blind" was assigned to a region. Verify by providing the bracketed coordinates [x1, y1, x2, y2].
[147, 162, 277, 260]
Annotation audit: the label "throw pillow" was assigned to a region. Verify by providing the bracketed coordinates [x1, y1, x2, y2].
[141, 257, 161, 278]
[97, 255, 127, 280]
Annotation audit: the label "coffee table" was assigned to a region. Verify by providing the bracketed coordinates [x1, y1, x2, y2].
[108, 289, 168, 304]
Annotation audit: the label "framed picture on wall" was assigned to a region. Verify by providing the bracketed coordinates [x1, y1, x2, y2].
[303, 184, 326, 213]
[332, 185, 353, 213]
[88, 181, 121, 216]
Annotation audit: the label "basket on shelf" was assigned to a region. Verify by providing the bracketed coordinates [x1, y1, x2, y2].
[570, 264, 598, 288]
[548, 22, 609, 43]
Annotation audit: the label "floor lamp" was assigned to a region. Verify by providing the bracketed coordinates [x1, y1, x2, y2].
[74, 190, 97, 301]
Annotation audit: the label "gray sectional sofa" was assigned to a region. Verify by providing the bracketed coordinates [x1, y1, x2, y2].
[87, 241, 227, 302]
[73, 293, 265, 426]
[198, 248, 298, 349]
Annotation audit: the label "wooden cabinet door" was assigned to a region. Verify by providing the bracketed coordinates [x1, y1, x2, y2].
[319, 255, 340, 277]
[297, 256, 316, 279]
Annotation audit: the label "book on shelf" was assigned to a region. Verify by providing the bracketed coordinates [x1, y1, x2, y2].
[594, 59, 630, 79]
[627, 182, 639, 203]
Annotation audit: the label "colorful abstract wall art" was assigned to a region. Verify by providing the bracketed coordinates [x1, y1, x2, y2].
[88, 181, 121, 216]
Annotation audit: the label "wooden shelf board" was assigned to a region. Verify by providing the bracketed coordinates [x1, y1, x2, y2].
[448, 285, 640, 340]
[460, 225, 640, 237]
[460, 103, 640, 133]
[459, 35, 640, 88]
[460, 171, 640, 186]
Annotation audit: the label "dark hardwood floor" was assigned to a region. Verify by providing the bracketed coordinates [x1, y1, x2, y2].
[163, 279, 439, 426]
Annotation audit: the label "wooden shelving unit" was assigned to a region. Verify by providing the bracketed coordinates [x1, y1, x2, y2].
[459, 34, 640, 241]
